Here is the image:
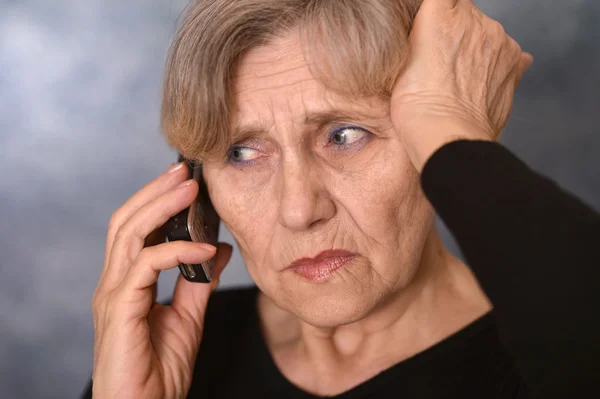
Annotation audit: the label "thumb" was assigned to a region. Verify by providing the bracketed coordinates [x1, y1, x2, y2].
[171, 242, 233, 327]
[515, 52, 534, 86]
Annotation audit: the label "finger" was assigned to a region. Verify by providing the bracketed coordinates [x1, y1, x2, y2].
[103, 162, 188, 268]
[410, 0, 471, 42]
[171, 242, 233, 322]
[520, 52, 534, 72]
[102, 179, 199, 291]
[515, 52, 534, 86]
[113, 241, 217, 319]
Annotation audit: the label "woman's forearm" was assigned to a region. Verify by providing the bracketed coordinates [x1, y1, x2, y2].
[420, 138, 600, 397]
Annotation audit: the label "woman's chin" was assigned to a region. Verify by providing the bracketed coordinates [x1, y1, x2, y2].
[260, 258, 392, 327]
[295, 292, 378, 328]
[281, 281, 383, 328]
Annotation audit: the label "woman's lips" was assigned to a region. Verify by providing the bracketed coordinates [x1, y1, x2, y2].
[286, 250, 357, 281]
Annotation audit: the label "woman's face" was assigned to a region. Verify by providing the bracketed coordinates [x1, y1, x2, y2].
[203, 33, 435, 327]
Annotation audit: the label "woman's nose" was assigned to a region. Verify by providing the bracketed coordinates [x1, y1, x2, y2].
[277, 161, 336, 231]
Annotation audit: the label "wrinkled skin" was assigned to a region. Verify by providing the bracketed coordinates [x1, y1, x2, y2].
[91, 0, 531, 397]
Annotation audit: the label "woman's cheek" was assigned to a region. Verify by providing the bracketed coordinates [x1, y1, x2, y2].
[220, 187, 277, 289]
[213, 180, 275, 252]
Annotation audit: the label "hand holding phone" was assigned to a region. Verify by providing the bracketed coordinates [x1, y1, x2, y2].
[164, 154, 221, 283]
[91, 161, 232, 398]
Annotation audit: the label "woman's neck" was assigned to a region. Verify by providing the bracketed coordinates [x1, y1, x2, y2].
[257, 229, 491, 396]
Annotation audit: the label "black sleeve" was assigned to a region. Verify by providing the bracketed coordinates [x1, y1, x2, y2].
[80, 379, 92, 398]
[420, 140, 600, 398]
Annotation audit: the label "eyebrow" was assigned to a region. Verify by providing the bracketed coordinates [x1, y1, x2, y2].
[231, 108, 378, 142]
[304, 109, 372, 125]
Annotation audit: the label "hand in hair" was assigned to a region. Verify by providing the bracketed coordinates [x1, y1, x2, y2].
[390, 0, 534, 173]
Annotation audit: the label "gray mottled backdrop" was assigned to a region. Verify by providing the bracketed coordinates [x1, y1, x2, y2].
[0, 0, 598, 398]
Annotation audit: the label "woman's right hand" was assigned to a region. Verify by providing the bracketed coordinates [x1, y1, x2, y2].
[91, 162, 232, 399]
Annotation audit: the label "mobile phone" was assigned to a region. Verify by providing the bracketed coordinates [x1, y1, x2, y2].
[164, 154, 221, 283]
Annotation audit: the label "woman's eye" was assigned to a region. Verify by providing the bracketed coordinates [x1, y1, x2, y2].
[226, 146, 262, 164]
[327, 126, 370, 147]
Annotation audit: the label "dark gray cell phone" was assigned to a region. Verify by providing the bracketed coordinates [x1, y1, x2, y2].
[163, 154, 220, 283]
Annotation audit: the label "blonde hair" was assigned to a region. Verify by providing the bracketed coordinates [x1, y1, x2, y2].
[161, 0, 423, 161]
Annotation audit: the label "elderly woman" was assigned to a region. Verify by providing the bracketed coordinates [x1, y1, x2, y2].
[84, 0, 599, 398]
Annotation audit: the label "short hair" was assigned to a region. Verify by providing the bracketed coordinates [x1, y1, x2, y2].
[161, 0, 423, 161]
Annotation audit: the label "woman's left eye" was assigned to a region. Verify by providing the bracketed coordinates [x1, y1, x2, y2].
[327, 126, 370, 147]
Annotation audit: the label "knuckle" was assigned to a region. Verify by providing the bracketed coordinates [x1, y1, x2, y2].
[107, 208, 125, 232]
[91, 296, 99, 314]
[91, 290, 102, 312]
[491, 20, 506, 36]
[92, 302, 104, 332]
[102, 292, 120, 317]
[92, 294, 108, 320]
[113, 222, 138, 245]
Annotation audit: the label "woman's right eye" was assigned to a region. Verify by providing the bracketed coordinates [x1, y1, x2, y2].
[226, 146, 262, 164]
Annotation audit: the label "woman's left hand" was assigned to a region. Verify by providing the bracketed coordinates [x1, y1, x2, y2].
[391, 0, 534, 173]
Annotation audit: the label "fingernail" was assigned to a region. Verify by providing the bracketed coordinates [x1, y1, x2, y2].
[177, 179, 193, 188]
[167, 162, 184, 173]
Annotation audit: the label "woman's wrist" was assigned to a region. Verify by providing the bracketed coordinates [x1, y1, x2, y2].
[398, 117, 493, 174]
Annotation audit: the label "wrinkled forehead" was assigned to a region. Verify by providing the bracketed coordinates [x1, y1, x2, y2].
[233, 34, 310, 95]
[230, 33, 390, 136]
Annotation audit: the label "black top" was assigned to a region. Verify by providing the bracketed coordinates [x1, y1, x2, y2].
[82, 140, 599, 398]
